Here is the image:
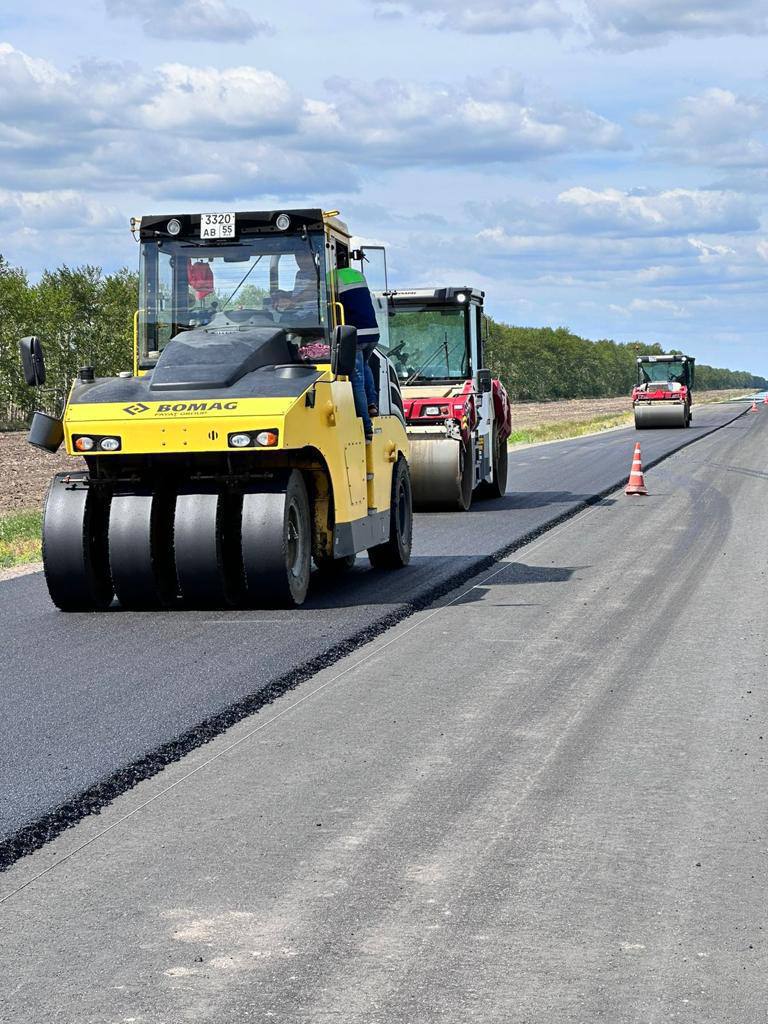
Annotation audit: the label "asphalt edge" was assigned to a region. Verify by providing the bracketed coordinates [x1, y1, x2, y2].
[0, 405, 749, 873]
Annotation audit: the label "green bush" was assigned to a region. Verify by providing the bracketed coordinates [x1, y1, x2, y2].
[0, 257, 137, 426]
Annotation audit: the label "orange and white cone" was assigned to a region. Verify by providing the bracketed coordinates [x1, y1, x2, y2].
[763, 394, 768, 405]
[625, 442, 648, 496]
[750, 400, 759, 413]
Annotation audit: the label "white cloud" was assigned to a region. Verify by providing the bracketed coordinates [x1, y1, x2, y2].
[471, 187, 759, 241]
[645, 87, 768, 169]
[609, 297, 690, 317]
[104, 0, 271, 42]
[556, 186, 758, 236]
[140, 64, 300, 132]
[0, 46, 624, 195]
[371, 0, 571, 34]
[586, 0, 768, 50]
[0, 189, 123, 229]
[371, 0, 768, 48]
[321, 72, 623, 165]
[688, 238, 736, 261]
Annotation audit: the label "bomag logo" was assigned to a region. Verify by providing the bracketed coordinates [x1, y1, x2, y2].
[122, 400, 239, 417]
[156, 401, 239, 417]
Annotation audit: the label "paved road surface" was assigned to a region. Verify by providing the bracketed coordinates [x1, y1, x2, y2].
[0, 403, 748, 856]
[1, 407, 766, 1021]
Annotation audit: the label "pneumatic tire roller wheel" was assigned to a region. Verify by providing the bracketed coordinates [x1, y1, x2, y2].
[240, 469, 312, 607]
[368, 457, 413, 570]
[42, 473, 113, 612]
[108, 491, 177, 609]
[174, 490, 241, 609]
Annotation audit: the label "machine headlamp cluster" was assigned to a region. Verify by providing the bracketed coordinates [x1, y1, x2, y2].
[228, 430, 280, 449]
[424, 405, 449, 417]
[275, 213, 291, 231]
[167, 218, 182, 236]
[73, 434, 122, 453]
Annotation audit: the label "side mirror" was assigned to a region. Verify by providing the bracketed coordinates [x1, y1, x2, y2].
[19, 336, 46, 387]
[28, 411, 63, 454]
[332, 324, 358, 378]
[476, 368, 492, 394]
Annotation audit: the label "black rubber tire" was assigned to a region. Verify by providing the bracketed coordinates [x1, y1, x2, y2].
[240, 470, 312, 607]
[368, 457, 413, 569]
[174, 490, 240, 608]
[314, 552, 356, 575]
[458, 440, 474, 510]
[108, 491, 177, 609]
[477, 424, 509, 499]
[42, 473, 113, 611]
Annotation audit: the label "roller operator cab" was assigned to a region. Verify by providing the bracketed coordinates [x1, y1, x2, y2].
[633, 354, 695, 429]
[387, 288, 511, 510]
[20, 209, 413, 611]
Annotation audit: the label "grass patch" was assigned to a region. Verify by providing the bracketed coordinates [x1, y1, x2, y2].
[508, 412, 633, 447]
[0, 509, 42, 568]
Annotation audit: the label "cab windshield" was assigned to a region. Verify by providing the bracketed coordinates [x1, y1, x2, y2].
[639, 361, 687, 385]
[138, 233, 329, 366]
[388, 307, 469, 382]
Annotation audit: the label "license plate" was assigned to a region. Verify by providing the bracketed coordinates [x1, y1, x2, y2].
[200, 213, 236, 239]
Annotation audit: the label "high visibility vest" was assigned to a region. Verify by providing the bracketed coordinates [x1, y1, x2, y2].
[334, 267, 380, 346]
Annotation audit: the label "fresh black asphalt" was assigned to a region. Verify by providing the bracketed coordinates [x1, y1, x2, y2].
[2, 403, 766, 1023]
[0, 402, 748, 863]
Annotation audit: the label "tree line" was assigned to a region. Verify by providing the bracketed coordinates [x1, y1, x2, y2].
[0, 257, 765, 427]
[485, 322, 768, 402]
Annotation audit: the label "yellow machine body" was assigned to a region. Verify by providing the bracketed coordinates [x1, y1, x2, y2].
[64, 372, 407, 530]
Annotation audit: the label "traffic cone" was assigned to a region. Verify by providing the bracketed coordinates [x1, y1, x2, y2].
[750, 400, 759, 413]
[763, 394, 768, 405]
[625, 442, 648, 496]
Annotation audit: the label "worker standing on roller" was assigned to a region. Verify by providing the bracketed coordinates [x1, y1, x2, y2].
[334, 251, 379, 440]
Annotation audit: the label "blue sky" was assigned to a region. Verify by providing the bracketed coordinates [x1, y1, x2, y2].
[0, 0, 767, 373]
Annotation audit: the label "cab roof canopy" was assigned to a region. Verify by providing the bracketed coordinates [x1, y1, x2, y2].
[389, 287, 484, 305]
[137, 209, 349, 240]
[637, 354, 694, 363]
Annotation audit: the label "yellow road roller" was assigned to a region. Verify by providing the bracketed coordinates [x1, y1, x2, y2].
[20, 209, 413, 610]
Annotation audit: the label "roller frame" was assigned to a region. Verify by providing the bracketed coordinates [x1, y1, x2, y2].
[42, 473, 113, 612]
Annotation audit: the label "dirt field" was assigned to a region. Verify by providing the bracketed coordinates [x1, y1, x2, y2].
[0, 435, 83, 514]
[0, 389, 751, 517]
[510, 389, 748, 431]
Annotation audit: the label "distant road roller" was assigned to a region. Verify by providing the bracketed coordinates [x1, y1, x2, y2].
[19, 208, 413, 610]
[633, 354, 695, 429]
[386, 287, 511, 510]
